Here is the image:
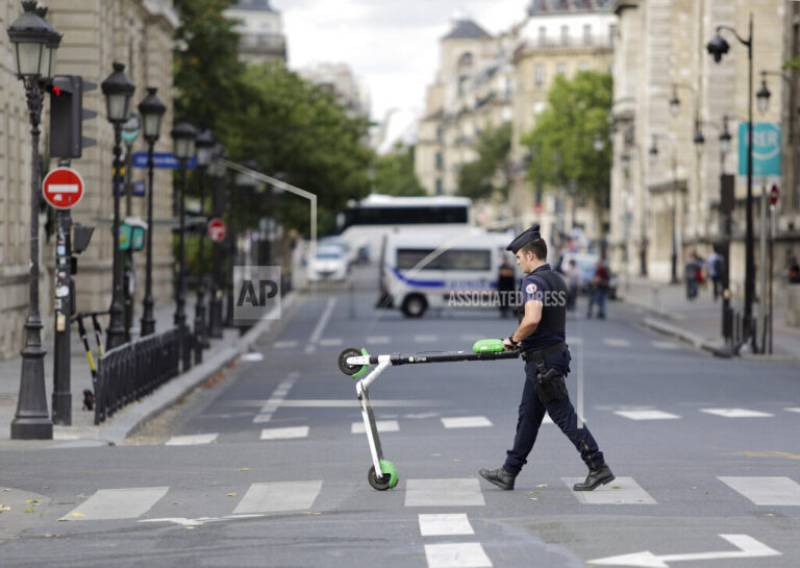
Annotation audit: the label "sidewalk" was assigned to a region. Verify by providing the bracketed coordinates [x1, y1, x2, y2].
[0, 295, 295, 447]
[619, 276, 800, 360]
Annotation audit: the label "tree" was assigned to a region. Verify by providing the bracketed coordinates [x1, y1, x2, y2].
[523, 71, 612, 208]
[372, 143, 425, 196]
[456, 123, 513, 201]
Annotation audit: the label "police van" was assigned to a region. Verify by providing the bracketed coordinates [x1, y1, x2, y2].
[378, 229, 515, 318]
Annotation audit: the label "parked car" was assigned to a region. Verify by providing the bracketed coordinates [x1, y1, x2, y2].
[307, 246, 349, 282]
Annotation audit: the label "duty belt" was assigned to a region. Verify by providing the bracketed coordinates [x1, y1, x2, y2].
[521, 341, 566, 362]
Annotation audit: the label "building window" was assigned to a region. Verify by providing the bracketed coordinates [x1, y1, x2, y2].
[609, 24, 617, 48]
[435, 152, 444, 171]
[538, 26, 547, 46]
[561, 25, 569, 46]
[583, 24, 592, 46]
[435, 178, 444, 195]
[436, 126, 444, 143]
[556, 63, 566, 76]
[578, 61, 589, 72]
[534, 64, 545, 88]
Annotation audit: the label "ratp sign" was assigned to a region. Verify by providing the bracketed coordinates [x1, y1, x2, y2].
[738, 122, 781, 176]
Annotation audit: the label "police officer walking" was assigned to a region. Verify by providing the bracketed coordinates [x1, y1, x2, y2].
[479, 225, 614, 492]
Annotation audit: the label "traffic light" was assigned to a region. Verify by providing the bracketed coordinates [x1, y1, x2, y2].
[49, 75, 97, 159]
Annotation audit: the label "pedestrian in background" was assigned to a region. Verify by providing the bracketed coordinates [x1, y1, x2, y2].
[497, 256, 516, 318]
[788, 255, 800, 285]
[564, 259, 580, 312]
[586, 258, 609, 319]
[685, 251, 703, 301]
[707, 248, 723, 301]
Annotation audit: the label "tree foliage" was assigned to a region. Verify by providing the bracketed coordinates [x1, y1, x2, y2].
[523, 71, 612, 207]
[372, 144, 425, 196]
[456, 123, 513, 201]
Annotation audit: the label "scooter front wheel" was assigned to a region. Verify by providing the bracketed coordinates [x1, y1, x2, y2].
[368, 460, 399, 491]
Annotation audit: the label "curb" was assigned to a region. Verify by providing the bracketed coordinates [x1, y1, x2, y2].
[641, 316, 731, 358]
[54, 293, 297, 446]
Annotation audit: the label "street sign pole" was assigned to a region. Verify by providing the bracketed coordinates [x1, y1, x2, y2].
[52, 205, 72, 425]
[758, 180, 768, 352]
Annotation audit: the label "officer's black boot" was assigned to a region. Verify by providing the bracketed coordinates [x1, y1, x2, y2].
[479, 466, 517, 491]
[573, 464, 614, 491]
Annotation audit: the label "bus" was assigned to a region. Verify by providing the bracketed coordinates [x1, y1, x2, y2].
[337, 194, 472, 261]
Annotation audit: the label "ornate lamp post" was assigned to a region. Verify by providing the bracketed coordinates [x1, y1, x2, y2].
[7, 0, 61, 440]
[171, 122, 197, 371]
[137, 87, 166, 336]
[193, 129, 215, 361]
[100, 62, 135, 350]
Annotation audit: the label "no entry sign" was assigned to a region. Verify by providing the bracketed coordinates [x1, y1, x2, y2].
[42, 167, 85, 209]
[208, 218, 226, 242]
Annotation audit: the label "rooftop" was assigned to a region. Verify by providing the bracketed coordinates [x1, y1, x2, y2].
[528, 0, 614, 14]
[231, 0, 277, 12]
[442, 19, 491, 41]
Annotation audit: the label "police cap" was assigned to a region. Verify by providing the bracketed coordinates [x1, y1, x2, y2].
[506, 224, 542, 253]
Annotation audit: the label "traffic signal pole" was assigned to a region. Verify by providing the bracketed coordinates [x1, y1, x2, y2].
[52, 204, 72, 425]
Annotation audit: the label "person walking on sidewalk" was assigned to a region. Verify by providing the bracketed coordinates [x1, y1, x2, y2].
[586, 258, 610, 319]
[479, 224, 614, 492]
[685, 251, 703, 301]
[707, 249, 723, 301]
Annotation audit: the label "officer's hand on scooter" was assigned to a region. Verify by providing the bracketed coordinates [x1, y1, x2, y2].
[503, 336, 520, 351]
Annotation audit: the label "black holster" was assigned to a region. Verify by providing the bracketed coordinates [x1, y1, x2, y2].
[532, 360, 569, 405]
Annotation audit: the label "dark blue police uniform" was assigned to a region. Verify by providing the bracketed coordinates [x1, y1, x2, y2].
[503, 265, 606, 475]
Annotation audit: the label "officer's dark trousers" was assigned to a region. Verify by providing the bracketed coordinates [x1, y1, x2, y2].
[504, 356, 605, 475]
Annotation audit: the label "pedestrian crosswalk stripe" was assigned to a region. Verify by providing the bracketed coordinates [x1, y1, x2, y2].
[441, 416, 493, 429]
[165, 433, 219, 446]
[719, 476, 800, 506]
[651, 340, 679, 350]
[542, 413, 554, 425]
[351, 420, 399, 434]
[253, 414, 273, 424]
[785, 407, 800, 414]
[563, 477, 656, 505]
[61, 487, 169, 521]
[260, 426, 309, 440]
[273, 340, 298, 349]
[241, 352, 264, 362]
[603, 338, 631, 348]
[613, 410, 681, 421]
[366, 336, 390, 344]
[319, 338, 343, 347]
[424, 543, 492, 568]
[405, 478, 485, 507]
[233, 481, 322, 514]
[418, 513, 475, 536]
[701, 408, 774, 418]
[414, 334, 439, 343]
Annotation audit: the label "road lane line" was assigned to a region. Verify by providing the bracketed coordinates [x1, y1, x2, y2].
[785, 407, 800, 414]
[233, 481, 322, 514]
[319, 338, 343, 347]
[603, 338, 631, 348]
[418, 513, 474, 536]
[260, 426, 309, 440]
[351, 420, 399, 434]
[424, 543, 492, 568]
[61, 487, 169, 521]
[273, 340, 298, 349]
[414, 334, 439, 343]
[613, 410, 681, 421]
[309, 298, 336, 345]
[701, 408, 774, 418]
[366, 336, 391, 345]
[165, 433, 219, 446]
[405, 478, 485, 507]
[718, 476, 800, 506]
[651, 340, 679, 350]
[441, 416, 493, 429]
[563, 477, 656, 505]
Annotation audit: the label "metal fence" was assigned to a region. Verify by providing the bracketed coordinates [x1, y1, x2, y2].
[94, 327, 182, 425]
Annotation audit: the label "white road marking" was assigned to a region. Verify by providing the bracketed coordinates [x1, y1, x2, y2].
[414, 334, 439, 343]
[61, 487, 169, 521]
[140, 514, 265, 527]
[233, 481, 322, 514]
[241, 352, 264, 362]
[309, 298, 336, 345]
[564, 477, 656, 505]
[785, 407, 800, 414]
[260, 426, 309, 440]
[603, 338, 631, 348]
[252, 414, 273, 424]
[405, 478, 485, 507]
[424, 543, 492, 568]
[253, 399, 437, 408]
[319, 338, 343, 347]
[273, 340, 298, 349]
[613, 410, 681, 421]
[718, 476, 800, 506]
[542, 413, 554, 425]
[165, 433, 219, 446]
[366, 336, 390, 345]
[588, 534, 781, 567]
[701, 408, 774, 418]
[418, 513, 474, 536]
[405, 412, 440, 419]
[253, 378, 297, 424]
[351, 420, 399, 434]
[441, 416, 493, 429]
[651, 340, 679, 350]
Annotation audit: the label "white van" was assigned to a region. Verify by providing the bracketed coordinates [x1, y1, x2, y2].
[378, 229, 515, 318]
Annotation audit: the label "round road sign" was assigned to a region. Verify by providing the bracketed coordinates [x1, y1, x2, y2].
[208, 218, 226, 242]
[42, 167, 85, 210]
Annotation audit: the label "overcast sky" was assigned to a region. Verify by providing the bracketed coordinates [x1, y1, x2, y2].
[272, 0, 528, 122]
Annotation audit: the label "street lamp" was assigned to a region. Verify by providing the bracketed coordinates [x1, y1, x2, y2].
[756, 76, 771, 114]
[101, 62, 135, 350]
[7, 0, 61, 440]
[171, 121, 197, 371]
[193, 129, 215, 361]
[648, 134, 681, 284]
[707, 13, 757, 352]
[719, 115, 733, 157]
[208, 144, 226, 339]
[138, 87, 166, 336]
[669, 85, 681, 117]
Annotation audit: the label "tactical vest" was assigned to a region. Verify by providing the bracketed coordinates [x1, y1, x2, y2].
[520, 268, 567, 348]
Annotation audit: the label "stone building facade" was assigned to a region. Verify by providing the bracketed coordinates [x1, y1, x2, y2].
[609, 0, 791, 287]
[0, 0, 178, 360]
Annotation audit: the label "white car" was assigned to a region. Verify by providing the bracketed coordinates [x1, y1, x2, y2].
[307, 247, 349, 282]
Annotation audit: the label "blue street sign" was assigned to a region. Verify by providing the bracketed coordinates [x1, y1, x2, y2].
[132, 151, 197, 170]
[132, 180, 145, 197]
[738, 122, 781, 176]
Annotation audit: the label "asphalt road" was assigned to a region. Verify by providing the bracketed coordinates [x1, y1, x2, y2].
[1, 265, 799, 568]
